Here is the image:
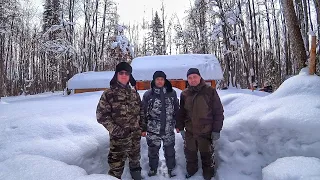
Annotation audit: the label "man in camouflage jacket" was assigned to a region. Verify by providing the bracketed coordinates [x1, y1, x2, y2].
[96, 62, 146, 180]
[142, 71, 179, 178]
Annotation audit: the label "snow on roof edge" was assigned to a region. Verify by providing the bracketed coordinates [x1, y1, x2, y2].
[131, 54, 224, 81]
[67, 71, 115, 89]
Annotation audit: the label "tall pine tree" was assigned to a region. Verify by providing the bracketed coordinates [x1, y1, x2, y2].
[151, 12, 164, 55]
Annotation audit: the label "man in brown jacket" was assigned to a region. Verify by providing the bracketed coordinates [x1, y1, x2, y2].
[176, 68, 224, 180]
[96, 62, 146, 180]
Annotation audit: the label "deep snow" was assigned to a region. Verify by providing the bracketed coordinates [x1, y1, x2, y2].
[1, 70, 319, 180]
[0, 92, 109, 175]
[262, 156, 320, 180]
[0, 155, 117, 180]
[216, 71, 320, 180]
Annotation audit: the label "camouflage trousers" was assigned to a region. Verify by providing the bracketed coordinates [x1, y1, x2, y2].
[184, 131, 215, 180]
[108, 131, 142, 179]
[146, 132, 176, 170]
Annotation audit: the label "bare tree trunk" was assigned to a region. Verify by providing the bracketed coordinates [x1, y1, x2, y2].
[31, 29, 37, 94]
[284, 17, 292, 76]
[281, 0, 307, 71]
[99, 0, 108, 65]
[82, 16, 88, 72]
[307, 0, 313, 31]
[294, 0, 308, 50]
[84, 0, 91, 71]
[302, 0, 309, 49]
[64, 0, 75, 87]
[215, 0, 232, 86]
[238, 0, 251, 87]
[313, 0, 320, 75]
[272, 0, 281, 84]
[314, 0, 320, 38]
[265, 0, 273, 50]
[93, 0, 99, 71]
[248, 0, 256, 88]
[0, 1, 4, 99]
[252, 0, 259, 83]
[161, 1, 166, 55]
[199, 0, 207, 54]
[0, 34, 4, 100]
[258, 14, 264, 86]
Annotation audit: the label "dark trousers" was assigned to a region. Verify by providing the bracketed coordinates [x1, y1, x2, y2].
[146, 132, 176, 170]
[185, 131, 215, 180]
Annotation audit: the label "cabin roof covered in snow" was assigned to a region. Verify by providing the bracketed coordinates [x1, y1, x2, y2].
[67, 71, 114, 89]
[131, 54, 223, 81]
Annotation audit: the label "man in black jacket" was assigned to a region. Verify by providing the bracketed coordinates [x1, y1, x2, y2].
[142, 71, 179, 178]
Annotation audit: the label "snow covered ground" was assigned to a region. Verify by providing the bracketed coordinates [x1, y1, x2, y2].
[0, 92, 113, 180]
[262, 156, 320, 180]
[0, 155, 118, 180]
[216, 69, 320, 180]
[0, 69, 319, 180]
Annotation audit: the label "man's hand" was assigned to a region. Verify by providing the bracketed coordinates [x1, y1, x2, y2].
[141, 132, 147, 137]
[180, 130, 185, 140]
[211, 132, 220, 141]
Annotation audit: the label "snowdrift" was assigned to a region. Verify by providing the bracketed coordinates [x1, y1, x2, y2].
[0, 92, 109, 175]
[217, 71, 320, 180]
[0, 155, 117, 180]
[262, 156, 320, 180]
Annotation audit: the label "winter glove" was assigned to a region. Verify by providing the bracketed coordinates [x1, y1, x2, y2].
[211, 132, 220, 141]
[180, 130, 185, 140]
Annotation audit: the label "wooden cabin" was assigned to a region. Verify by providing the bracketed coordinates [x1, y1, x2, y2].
[135, 79, 217, 90]
[131, 54, 223, 90]
[67, 71, 114, 94]
[67, 54, 223, 94]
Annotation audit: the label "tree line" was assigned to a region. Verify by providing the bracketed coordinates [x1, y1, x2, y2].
[0, 0, 319, 98]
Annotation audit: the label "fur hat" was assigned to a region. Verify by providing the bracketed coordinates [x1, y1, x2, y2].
[110, 62, 136, 87]
[115, 62, 132, 74]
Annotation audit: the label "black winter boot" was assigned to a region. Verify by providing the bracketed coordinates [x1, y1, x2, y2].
[186, 171, 197, 179]
[148, 169, 157, 177]
[168, 169, 176, 178]
[130, 170, 142, 180]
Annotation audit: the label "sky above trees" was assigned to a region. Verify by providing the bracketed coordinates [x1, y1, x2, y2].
[30, 0, 191, 25]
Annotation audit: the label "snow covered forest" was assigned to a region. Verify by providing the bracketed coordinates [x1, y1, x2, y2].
[1, 1, 320, 180]
[0, 0, 319, 97]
